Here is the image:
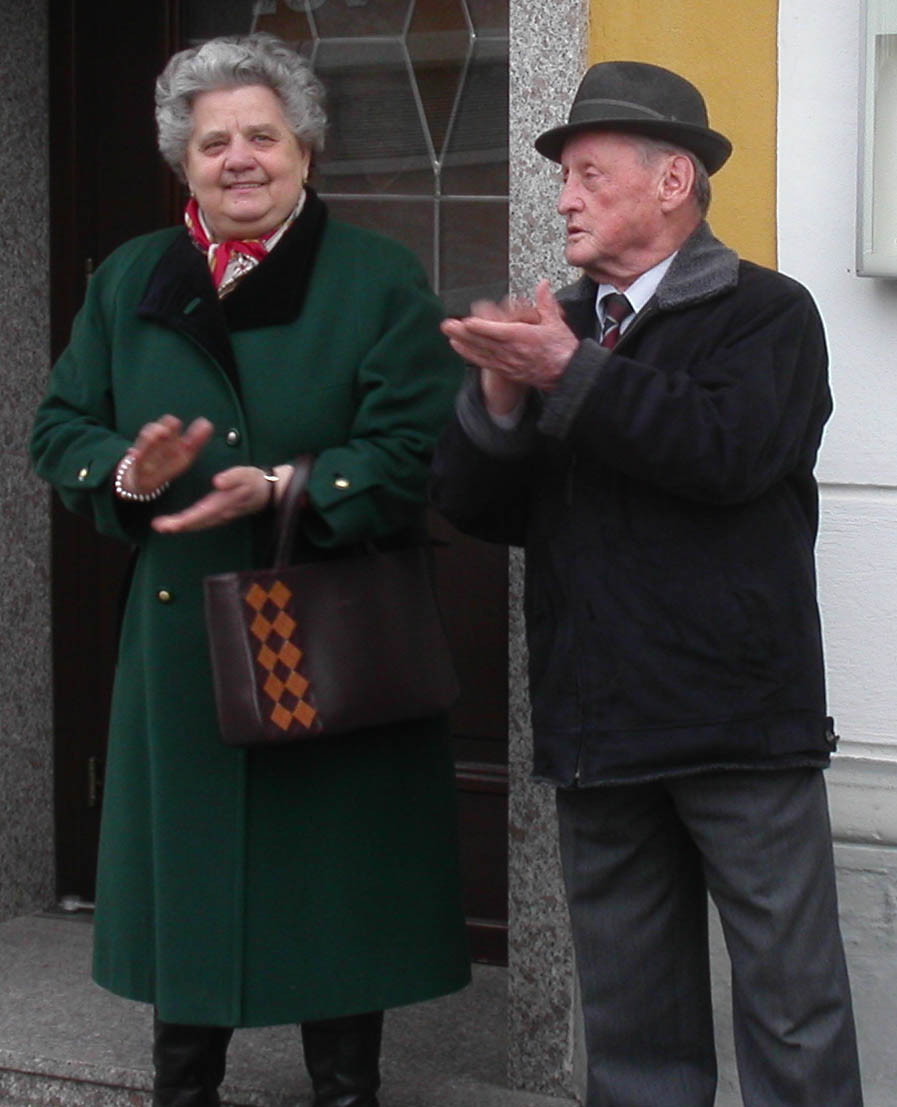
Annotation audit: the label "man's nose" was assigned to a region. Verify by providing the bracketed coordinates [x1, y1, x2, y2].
[557, 179, 581, 214]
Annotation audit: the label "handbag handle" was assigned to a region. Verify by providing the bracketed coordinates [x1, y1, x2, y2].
[273, 454, 314, 568]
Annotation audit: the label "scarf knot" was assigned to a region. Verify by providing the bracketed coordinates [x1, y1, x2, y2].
[184, 197, 283, 293]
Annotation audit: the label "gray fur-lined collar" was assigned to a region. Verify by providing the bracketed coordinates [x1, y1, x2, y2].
[655, 221, 739, 308]
[557, 221, 739, 314]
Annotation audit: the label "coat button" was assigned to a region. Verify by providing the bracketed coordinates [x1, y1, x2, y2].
[225, 428, 241, 446]
[334, 476, 350, 490]
[77, 466, 89, 481]
[156, 590, 173, 604]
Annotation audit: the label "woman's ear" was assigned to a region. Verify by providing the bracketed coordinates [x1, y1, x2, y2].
[298, 143, 313, 187]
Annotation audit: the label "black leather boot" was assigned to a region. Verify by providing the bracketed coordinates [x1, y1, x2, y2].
[300, 1011, 384, 1107]
[152, 1012, 234, 1107]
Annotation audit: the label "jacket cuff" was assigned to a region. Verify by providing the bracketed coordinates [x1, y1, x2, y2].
[538, 338, 611, 440]
[455, 372, 538, 458]
[67, 436, 155, 544]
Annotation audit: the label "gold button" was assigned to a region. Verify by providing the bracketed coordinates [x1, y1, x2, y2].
[334, 476, 350, 489]
[77, 467, 89, 481]
[225, 428, 241, 446]
[156, 590, 173, 604]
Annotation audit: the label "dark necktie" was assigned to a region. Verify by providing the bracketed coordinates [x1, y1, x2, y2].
[599, 292, 632, 349]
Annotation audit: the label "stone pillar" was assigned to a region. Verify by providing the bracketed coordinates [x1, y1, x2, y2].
[0, 0, 55, 921]
[507, 1, 587, 1098]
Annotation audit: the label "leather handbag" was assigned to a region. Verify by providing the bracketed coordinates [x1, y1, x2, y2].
[203, 461, 460, 747]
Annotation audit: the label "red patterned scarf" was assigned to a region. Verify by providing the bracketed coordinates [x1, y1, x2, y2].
[184, 197, 282, 291]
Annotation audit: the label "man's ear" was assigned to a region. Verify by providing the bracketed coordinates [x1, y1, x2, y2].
[658, 153, 695, 212]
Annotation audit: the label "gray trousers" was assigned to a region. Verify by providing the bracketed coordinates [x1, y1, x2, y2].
[555, 768, 863, 1107]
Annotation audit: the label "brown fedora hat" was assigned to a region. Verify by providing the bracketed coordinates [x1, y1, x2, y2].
[535, 60, 732, 174]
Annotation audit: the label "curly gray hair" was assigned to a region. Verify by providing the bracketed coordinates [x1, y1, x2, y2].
[155, 34, 326, 181]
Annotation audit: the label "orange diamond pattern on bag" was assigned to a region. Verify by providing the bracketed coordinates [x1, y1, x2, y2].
[244, 579, 317, 733]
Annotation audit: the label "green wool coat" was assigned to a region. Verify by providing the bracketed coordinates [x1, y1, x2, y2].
[31, 192, 471, 1027]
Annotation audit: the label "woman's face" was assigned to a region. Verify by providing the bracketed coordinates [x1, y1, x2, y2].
[183, 83, 311, 241]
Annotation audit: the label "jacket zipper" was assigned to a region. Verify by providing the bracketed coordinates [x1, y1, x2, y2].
[566, 309, 658, 785]
[574, 740, 584, 785]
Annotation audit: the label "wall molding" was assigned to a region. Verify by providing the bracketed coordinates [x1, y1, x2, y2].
[828, 755, 897, 845]
[821, 483, 897, 500]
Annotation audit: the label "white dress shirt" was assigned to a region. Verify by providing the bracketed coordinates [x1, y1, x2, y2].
[595, 250, 677, 337]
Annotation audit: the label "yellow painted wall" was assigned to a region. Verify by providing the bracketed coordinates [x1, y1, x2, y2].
[588, 0, 778, 267]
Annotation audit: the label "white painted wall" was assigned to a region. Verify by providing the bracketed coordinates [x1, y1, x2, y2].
[779, 0, 897, 769]
[764, 5, 897, 1101]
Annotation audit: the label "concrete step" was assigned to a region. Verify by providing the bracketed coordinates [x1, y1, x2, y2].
[0, 914, 575, 1107]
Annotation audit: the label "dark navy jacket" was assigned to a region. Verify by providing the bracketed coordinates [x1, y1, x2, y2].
[431, 223, 838, 785]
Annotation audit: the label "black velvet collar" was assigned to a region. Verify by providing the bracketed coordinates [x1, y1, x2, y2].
[136, 188, 329, 394]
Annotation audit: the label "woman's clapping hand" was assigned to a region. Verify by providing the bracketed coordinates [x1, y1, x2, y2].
[151, 464, 280, 533]
[120, 414, 214, 495]
[119, 414, 290, 533]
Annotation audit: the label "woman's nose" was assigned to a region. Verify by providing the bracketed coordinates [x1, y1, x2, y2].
[224, 136, 256, 170]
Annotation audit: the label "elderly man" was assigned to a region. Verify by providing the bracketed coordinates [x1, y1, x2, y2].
[431, 61, 863, 1106]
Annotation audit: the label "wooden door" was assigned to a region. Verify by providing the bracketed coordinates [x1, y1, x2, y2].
[48, 0, 510, 962]
[47, 0, 180, 908]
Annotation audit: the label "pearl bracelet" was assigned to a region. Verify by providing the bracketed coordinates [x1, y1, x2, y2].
[114, 454, 170, 503]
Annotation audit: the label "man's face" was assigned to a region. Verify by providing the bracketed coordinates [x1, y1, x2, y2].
[557, 131, 667, 286]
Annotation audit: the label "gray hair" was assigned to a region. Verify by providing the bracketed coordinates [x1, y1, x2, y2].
[630, 135, 711, 216]
[155, 34, 326, 182]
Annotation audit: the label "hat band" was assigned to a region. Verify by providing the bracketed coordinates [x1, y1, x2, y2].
[568, 97, 702, 127]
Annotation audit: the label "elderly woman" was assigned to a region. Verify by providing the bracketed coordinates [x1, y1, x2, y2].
[31, 34, 469, 1107]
